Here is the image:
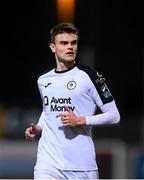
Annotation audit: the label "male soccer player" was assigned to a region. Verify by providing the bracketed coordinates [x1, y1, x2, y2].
[25, 22, 120, 179]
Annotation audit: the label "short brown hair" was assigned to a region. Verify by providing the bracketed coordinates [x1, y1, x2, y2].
[50, 22, 78, 43]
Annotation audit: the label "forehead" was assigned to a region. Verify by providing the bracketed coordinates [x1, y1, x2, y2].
[55, 33, 78, 42]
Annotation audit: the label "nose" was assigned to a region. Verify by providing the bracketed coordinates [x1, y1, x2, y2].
[67, 43, 73, 49]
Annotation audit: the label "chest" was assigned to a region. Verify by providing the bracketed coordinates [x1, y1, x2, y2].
[41, 75, 91, 98]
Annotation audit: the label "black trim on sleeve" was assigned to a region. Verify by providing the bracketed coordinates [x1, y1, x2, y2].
[77, 64, 113, 104]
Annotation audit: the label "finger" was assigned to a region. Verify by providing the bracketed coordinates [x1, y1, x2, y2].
[65, 106, 73, 113]
[30, 123, 35, 131]
[56, 113, 67, 118]
[25, 128, 31, 137]
[61, 119, 69, 126]
[25, 129, 35, 140]
[26, 134, 35, 141]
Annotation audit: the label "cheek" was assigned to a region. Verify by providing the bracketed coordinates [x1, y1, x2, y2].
[74, 47, 78, 54]
[74, 45, 78, 51]
[56, 48, 65, 55]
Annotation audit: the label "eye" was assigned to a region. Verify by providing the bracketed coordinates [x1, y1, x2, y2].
[71, 40, 77, 45]
[60, 41, 68, 45]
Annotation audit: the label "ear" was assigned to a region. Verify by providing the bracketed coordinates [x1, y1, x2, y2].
[49, 43, 56, 53]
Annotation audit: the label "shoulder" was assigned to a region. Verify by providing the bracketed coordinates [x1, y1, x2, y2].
[37, 68, 54, 83]
[77, 63, 113, 103]
[76, 63, 104, 83]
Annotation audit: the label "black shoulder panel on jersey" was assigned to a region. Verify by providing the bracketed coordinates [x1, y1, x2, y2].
[77, 64, 113, 104]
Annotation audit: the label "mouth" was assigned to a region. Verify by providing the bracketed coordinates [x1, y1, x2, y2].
[66, 52, 74, 55]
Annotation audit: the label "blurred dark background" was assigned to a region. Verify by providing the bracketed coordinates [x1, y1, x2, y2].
[1, 0, 143, 143]
[0, 0, 143, 178]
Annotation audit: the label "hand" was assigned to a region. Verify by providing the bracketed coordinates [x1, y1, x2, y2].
[58, 107, 86, 127]
[25, 123, 42, 141]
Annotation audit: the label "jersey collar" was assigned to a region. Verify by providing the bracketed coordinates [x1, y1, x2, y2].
[54, 63, 77, 74]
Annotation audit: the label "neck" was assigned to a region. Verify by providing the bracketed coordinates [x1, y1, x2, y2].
[56, 61, 75, 72]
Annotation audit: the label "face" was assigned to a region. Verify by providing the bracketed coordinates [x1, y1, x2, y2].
[49, 33, 78, 64]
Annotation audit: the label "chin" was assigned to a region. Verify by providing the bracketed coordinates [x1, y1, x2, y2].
[67, 60, 75, 64]
[63, 58, 75, 63]
[59, 57, 75, 63]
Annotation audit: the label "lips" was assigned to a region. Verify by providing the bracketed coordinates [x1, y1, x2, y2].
[66, 52, 74, 55]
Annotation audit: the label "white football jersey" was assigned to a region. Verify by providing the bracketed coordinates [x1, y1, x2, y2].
[35, 63, 119, 171]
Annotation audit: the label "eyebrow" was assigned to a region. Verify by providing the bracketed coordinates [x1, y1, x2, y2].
[59, 40, 77, 44]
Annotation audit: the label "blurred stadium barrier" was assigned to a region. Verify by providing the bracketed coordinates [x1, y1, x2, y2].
[0, 105, 41, 138]
[0, 140, 38, 178]
[0, 106, 143, 178]
[0, 138, 141, 179]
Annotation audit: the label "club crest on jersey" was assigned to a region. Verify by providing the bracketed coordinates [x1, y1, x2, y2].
[67, 80, 77, 90]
